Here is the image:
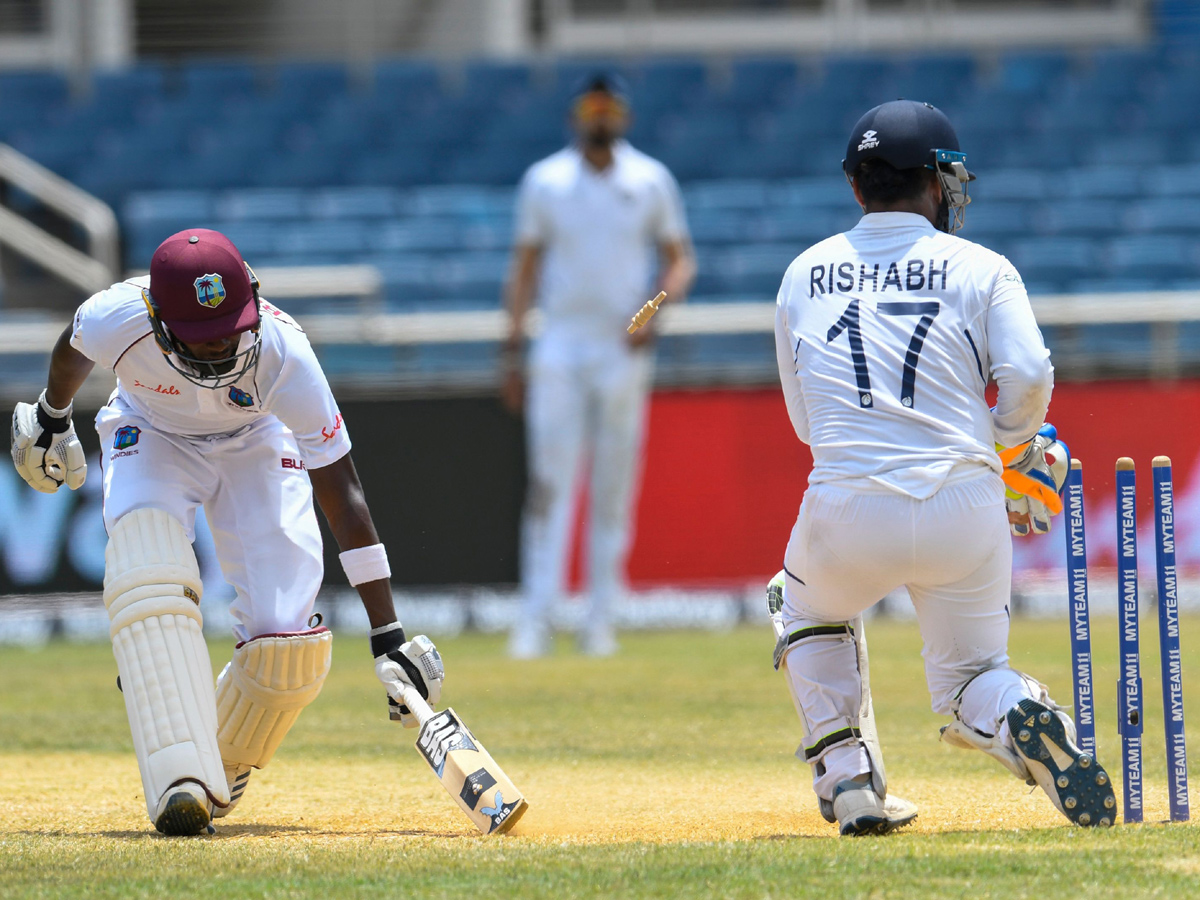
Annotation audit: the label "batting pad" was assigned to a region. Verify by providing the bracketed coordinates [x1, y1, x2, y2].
[104, 507, 230, 819]
[216, 628, 332, 770]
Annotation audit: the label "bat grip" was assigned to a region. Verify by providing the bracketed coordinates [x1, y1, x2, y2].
[396, 683, 435, 726]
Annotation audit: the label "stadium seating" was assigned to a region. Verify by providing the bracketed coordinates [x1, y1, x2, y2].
[3, 41, 1200, 376]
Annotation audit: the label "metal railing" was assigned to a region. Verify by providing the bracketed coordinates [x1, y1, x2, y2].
[0, 143, 119, 294]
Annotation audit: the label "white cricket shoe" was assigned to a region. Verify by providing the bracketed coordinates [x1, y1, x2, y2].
[153, 781, 212, 836]
[828, 779, 917, 836]
[508, 623, 550, 660]
[579, 625, 619, 658]
[211, 765, 251, 819]
[1006, 698, 1117, 827]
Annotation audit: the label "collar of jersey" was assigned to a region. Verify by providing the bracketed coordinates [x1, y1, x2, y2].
[853, 211, 938, 232]
[573, 139, 630, 175]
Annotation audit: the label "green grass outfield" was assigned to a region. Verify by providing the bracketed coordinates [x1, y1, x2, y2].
[2, 618, 1199, 898]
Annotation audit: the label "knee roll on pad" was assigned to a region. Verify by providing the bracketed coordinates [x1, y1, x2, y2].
[778, 614, 887, 798]
[216, 627, 333, 770]
[104, 508, 229, 819]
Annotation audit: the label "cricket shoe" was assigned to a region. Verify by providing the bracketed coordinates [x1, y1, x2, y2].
[579, 625, 619, 658]
[508, 623, 550, 660]
[827, 780, 918, 836]
[211, 766, 251, 819]
[1006, 698, 1116, 827]
[153, 781, 213, 836]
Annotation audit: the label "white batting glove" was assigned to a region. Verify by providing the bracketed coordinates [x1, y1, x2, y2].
[10, 390, 87, 494]
[1001, 424, 1070, 536]
[370, 623, 445, 728]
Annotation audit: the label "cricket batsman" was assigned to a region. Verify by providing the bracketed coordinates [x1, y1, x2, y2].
[10, 229, 443, 836]
[769, 100, 1117, 834]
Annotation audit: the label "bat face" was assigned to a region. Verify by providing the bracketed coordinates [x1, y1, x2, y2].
[416, 707, 528, 835]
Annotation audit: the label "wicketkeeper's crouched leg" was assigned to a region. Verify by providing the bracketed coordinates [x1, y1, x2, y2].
[213, 627, 333, 817]
[104, 507, 229, 835]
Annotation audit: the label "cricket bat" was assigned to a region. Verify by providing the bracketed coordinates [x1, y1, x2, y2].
[397, 684, 529, 835]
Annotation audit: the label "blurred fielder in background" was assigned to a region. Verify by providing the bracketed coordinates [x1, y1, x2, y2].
[768, 100, 1116, 835]
[10, 229, 444, 836]
[501, 75, 695, 659]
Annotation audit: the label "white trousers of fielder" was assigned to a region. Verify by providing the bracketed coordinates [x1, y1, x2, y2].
[97, 402, 324, 642]
[780, 467, 1046, 801]
[519, 338, 653, 635]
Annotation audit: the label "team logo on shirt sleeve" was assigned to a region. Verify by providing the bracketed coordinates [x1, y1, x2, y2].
[228, 385, 254, 407]
[113, 425, 141, 449]
[194, 273, 227, 308]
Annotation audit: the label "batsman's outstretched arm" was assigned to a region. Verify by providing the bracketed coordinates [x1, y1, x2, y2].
[310, 453, 446, 727]
[309, 452, 396, 627]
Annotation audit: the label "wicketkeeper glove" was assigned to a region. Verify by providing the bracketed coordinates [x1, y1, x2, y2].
[370, 623, 445, 728]
[998, 423, 1070, 536]
[10, 390, 87, 494]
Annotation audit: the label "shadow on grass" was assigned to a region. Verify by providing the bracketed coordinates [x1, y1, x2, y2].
[15, 822, 469, 840]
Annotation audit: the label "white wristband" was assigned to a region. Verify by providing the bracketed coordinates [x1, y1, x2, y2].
[339, 543, 391, 586]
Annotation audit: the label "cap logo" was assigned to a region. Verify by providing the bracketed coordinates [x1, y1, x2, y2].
[858, 130, 880, 152]
[194, 273, 227, 309]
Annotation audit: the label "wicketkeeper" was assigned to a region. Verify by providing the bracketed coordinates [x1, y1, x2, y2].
[10, 229, 444, 836]
[769, 100, 1116, 835]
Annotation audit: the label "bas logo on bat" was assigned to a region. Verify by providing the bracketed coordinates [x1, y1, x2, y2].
[479, 789, 522, 833]
[417, 710, 477, 776]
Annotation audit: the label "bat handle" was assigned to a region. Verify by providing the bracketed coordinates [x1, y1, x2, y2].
[396, 683, 435, 727]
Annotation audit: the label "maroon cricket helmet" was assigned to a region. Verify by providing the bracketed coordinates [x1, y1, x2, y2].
[148, 229, 259, 343]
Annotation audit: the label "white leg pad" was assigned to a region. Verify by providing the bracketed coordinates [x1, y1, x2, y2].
[104, 508, 229, 819]
[216, 628, 333, 770]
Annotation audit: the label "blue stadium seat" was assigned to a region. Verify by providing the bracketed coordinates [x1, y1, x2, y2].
[887, 54, 977, 107]
[168, 146, 260, 191]
[404, 185, 514, 218]
[439, 144, 537, 186]
[755, 207, 856, 244]
[462, 61, 534, 104]
[1144, 163, 1200, 195]
[181, 61, 261, 100]
[775, 178, 854, 209]
[460, 219, 513, 251]
[1105, 234, 1200, 279]
[1038, 199, 1125, 236]
[1127, 198, 1200, 232]
[688, 209, 754, 245]
[1009, 237, 1099, 284]
[632, 59, 711, 107]
[997, 51, 1072, 96]
[347, 148, 439, 187]
[1085, 47, 1164, 100]
[6, 130, 93, 178]
[210, 221, 284, 258]
[308, 187, 399, 219]
[372, 219, 462, 252]
[1062, 166, 1143, 199]
[275, 221, 370, 256]
[959, 202, 1030, 240]
[274, 62, 350, 103]
[684, 180, 769, 212]
[124, 190, 213, 226]
[0, 70, 69, 107]
[969, 169, 1048, 203]
[818, 56, 886, 104]
[252, 148, 350, 188]
[1083, 135, 1170, 167]
[217, 187, 307, 221]
[373, 60, 444, 110]
[727, 58, 803, 109]
[314, 345, 397, 375]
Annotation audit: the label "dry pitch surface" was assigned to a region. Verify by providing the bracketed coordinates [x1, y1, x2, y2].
[3, 619, 1199, 898]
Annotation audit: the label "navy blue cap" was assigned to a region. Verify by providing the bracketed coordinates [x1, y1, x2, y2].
[842, 100, 962, 175]
[573, 72, 631, 103]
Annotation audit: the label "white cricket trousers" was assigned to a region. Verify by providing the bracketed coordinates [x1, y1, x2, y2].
[779, 466, 1044, 800]
[519, 337, 653, 632]
[96, 402, 324, 643]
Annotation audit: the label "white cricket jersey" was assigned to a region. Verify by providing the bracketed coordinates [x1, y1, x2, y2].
[71, 276, 351, 469]
[514, 140, 689, 341]
[775, 211, 1053, 499]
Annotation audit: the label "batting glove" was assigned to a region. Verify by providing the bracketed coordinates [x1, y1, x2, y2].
[999, 423, 1070, 536]
[10, 390, 87, 494]
[370, 623, 445, 728]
